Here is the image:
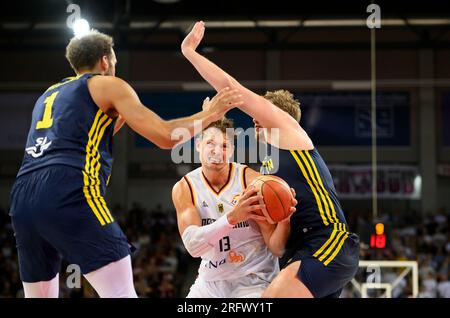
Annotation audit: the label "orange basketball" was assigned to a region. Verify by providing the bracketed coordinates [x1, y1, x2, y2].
[249, 175, 294, 224]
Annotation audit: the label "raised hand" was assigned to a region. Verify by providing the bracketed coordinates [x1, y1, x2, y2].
[204, 87, 243, 120]
[181, 21, 205, 54]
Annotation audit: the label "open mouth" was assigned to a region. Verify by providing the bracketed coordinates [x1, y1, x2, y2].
[207, 156, 223, 164]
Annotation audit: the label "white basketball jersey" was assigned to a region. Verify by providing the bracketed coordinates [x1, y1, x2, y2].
[184, 162, 279, 282]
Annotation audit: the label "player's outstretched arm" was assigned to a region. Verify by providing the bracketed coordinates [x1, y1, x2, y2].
[182, 21, 313, 150]
[89, 76, 242, 149]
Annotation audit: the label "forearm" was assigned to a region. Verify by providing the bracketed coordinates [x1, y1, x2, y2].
[183, 48, 235, 91]
[166, 109, 217, 145]
[183, 48, 293, 130]
[268, 221, 291, 257]
[181, 214, 234, 258]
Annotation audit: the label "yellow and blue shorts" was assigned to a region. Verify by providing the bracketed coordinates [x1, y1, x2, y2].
[9, 165, 131, 283]
[280, 225, 360, 298]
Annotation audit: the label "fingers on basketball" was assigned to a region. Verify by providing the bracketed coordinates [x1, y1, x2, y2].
[248, 175, 295, 223]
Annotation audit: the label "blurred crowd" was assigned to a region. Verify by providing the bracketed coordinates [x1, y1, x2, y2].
[0, 203, 190, 298]
[343, 209, 450, 298]
[0, 203, 449, 298]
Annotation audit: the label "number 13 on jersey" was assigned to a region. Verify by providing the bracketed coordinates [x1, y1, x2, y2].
[36, 91, 59, 129]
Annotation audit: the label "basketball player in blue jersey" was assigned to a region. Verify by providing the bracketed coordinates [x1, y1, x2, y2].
[9, 30, 242, 298]
[180, 21, 360, 298]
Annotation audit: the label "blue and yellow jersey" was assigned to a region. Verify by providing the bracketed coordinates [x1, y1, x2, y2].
[17, 73, 116, 189]
[262, 146, 349, 244]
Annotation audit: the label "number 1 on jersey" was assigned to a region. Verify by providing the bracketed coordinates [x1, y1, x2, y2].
[36, 91, 59, 129]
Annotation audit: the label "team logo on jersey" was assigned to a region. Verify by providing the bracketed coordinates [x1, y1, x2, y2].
[217, 203, 224, 213]
[25, 137, 52, 158]
[260, 155, 274, 175]
[228, 250, 245, 263]
[231, 194, 241, 206]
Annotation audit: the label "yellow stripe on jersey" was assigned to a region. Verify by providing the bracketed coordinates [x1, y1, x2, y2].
[89, 114, 109, 178]
[313, 223, 338, 257]
[92, 114, 113, 223]
[87, 113, 111, 224]
[318, 230, 346, 262]
[323, 233, 349, 266]
[82, 171, 106, 226]
[290, 150, 329, 226]
[92, 115, 114, 222]
[46, 75, 83, 92]
[83, 111, 106, 225]
[312, 222, 349, 266]
[83, 110, 114, 225]
[297, 151, 333, 225]
[303, 150, 339, 224]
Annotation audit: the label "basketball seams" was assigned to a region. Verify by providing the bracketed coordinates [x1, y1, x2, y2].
[250, 175, 292, 224]
[262, 181, 289, 222]
[255, 179, 273, 223]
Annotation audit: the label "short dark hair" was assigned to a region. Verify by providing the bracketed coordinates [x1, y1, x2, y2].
[202, 117, 235, 139]
[65, 30, 114, 72]
[204, 117, 234, 133]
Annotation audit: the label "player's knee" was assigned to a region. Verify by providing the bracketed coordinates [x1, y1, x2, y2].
[261, 262, 301, 298]
[285, 260, 301, 275]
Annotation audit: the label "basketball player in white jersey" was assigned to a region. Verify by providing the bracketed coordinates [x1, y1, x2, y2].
[172, 118, 297, 298]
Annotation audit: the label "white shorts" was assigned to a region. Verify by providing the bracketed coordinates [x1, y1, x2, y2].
[186, 273, 271, 298]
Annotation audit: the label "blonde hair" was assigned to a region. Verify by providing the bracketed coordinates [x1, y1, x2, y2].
[263, 89, 301, 122]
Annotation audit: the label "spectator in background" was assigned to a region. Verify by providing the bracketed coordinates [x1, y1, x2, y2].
[0, 203, 190, 298]
[1, 203, 449, 298]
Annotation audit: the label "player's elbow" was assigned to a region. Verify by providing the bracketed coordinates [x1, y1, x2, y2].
[185, 248, 202, 258]
[224, 76, 240, 91]
[183, 242, 207, 258]
[214, 75, 240, 92]
[154, 138, 176, 150]
[143, 133, 174, 149]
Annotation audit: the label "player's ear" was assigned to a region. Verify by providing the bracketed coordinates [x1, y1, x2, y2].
[101, 55, 109, 73]
[195, 136, 202, 153]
